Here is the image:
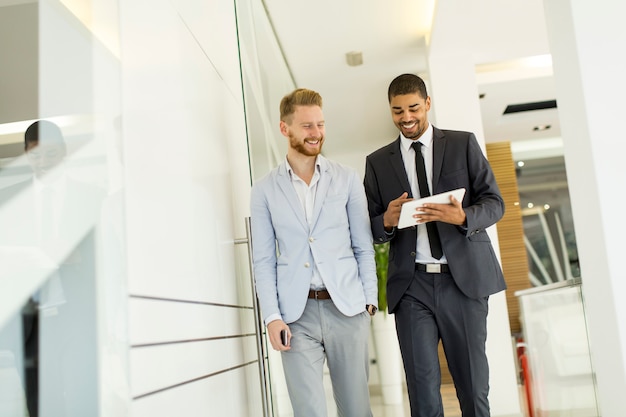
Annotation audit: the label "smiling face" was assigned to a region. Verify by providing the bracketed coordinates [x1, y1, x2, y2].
[281, 105, 325, 157]
[389, 92, 431, 140]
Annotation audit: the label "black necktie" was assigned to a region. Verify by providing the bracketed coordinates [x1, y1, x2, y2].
[411, 141, 443, 259]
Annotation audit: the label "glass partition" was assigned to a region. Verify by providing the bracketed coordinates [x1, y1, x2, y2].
[235, 0, 294, 182]
[234, 0, 297, 415]
[0, 1, 128, 416]
[516, 279, 600, 417]
[512, 145, 580, 286]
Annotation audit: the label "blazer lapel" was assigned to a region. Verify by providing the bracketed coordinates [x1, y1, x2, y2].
[276, 163, 309, 230]
[432, 127, 446, 192]
[310, 156, 330, 230]
[389, 137, 413, 197]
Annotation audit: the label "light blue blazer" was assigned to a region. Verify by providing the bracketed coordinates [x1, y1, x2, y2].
[250, 155, 377, 324]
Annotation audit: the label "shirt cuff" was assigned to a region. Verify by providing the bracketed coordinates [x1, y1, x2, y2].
[264, 313, 282, 327]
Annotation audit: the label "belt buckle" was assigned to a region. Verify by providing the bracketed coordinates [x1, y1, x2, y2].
[426, 264, 441, 273]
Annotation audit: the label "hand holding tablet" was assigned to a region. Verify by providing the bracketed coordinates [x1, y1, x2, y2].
[397, 188, 466, 229]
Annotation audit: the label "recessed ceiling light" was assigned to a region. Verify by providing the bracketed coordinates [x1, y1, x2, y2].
[517, 161, 525, 167]
[533, 124, 551, 131]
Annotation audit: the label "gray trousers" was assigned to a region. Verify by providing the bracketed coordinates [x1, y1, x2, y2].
[282, 298, 373, 417]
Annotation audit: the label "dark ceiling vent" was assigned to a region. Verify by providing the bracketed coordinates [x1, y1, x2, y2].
[503, 99, 557, 115]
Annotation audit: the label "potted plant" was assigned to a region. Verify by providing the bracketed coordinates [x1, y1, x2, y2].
[375, 242, 389, 312]
[371, 242, 405, 405]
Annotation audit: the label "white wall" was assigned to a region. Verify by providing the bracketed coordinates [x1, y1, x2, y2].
[543, 1, 626, 416]
[119, 0, 258, 415]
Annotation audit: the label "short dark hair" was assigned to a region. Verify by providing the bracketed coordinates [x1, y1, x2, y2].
[387, 74, 428, 102]
[280, 88, 323, 123]
[24, 120, 65, 151]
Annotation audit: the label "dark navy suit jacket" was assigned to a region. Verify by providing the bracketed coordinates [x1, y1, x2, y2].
[364, 126, 506, 313]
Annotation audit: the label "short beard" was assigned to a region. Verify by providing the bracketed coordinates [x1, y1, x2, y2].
[289, 133, 324, 157]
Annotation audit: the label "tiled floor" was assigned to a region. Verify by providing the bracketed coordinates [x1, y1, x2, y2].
[371, 383, 533, 417]
[370, 383, 461, 417]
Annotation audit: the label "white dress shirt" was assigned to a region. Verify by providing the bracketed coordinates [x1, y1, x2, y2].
[399, 124, 448, 264]
[285, 157, 326, 290]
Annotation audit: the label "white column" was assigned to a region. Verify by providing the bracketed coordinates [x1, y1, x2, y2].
[543, 1, 626, 415]
[427, 54, 523, 417]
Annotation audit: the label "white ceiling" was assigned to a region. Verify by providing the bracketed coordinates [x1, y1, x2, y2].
[262, 0, 561, 159]
[0, 0, 568, 211]
[0, 0, 563, 166]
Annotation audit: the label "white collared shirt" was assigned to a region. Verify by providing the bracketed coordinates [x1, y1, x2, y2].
[285, 157, 325, 290]
[265, 158, 326, 326]
[399, 124, 448, 264]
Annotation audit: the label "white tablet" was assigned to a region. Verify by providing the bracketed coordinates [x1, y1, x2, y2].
[397, 187, 466, 229]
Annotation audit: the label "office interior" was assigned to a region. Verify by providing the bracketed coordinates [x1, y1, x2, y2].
[0, 0, 624, 416]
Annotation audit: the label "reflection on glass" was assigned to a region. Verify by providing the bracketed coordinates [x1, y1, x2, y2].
[515, 153, 580, 286]
[25, 121, 67, 181]
[523, 206, 579, 286]
[0, 119, 104, 417]
[0, 231, 98, 417]
[0, 305, 29, 415]
[517, 281, 600, 417]
[235, 0, 295, 182]
[39, 233, 98, 417]
[0, 0, 127, 415]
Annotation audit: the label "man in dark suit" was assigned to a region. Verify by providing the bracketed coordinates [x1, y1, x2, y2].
[363, 73, 506, 417]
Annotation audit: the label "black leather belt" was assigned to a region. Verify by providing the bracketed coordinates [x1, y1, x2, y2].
[308, 289, 331, 300]
[415, 263, 450, 273]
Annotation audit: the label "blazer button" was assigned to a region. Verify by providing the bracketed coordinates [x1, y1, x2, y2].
[410, 252, 416, 257]
[304, 262, 310, 268]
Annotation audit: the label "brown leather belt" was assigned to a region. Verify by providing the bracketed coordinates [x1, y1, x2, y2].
[308, 289, 331, 300]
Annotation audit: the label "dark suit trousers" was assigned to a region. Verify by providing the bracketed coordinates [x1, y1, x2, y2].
[394, 270, 490, 417]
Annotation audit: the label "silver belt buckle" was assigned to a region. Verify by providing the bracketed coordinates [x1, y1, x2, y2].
[426, 264, 441, 273]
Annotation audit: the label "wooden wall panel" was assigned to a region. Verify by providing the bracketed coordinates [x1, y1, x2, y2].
[486, 142, 531, 334]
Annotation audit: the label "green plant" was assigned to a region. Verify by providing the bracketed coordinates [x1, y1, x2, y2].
[374, 242, 389, 313]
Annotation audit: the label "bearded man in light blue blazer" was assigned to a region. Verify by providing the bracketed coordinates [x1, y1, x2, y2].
[250, 88, 378, 417]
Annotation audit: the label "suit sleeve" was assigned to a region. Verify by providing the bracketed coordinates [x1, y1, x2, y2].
[363, 155, 393, 244]
[250, 183, 281, 322]
[463, 133, 505, 235]
[346, 169, 378, 307]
